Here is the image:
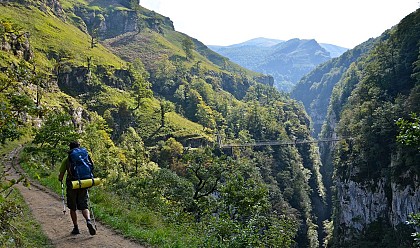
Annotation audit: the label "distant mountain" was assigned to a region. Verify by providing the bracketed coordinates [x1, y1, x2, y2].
[291, 38, 377, 136]
[319, 43, 349, 58]
[210, 37, 284, 49]
[209, 38, 348, 92]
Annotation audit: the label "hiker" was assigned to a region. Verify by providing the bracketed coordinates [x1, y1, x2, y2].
[58, 141, 96, 235]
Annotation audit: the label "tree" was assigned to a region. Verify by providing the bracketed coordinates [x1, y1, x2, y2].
[0, 62, 36, 144]
[195, 102, 216, 129]
[159, 100, 174, 127]
[33, 111, 79, 167]
[396, 113, 420, 148]
[120, 127, 145, 174]
[112, 101, 134, 140]
[80, 113, 122, 178]
[157, 137, 184, 168]
[182, 148, 232, 219]
[182, 37, 195, 61]
[129, 59, 152, 110]
[90, 28, 99, 49]
[0, 97, 21, 144]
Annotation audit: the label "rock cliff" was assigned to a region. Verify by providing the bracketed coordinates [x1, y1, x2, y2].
[335, 175, 419, 243]
[1, 32, 33, 62]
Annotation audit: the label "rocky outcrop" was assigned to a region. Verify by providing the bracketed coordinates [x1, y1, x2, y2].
[254, 75, 274, 87]
[99, 9, 138, 39]
[390, 180, 420, 226]
[42, 0, 64, 17]
[335, 176, 420, 242]
[1, 32, 33, 62]
[57, 65, 135, 97]
[73, 3, 175, 39]
[57, 66, 95, 97]
[0, 0, 64, 18]
[73, 7, 138, 39]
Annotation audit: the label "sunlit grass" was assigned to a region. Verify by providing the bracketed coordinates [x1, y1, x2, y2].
[0, 4, 125, 69]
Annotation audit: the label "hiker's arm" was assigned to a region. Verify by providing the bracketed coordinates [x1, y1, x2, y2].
[58, 158, 68, 181]
[58, 171, 64, 182]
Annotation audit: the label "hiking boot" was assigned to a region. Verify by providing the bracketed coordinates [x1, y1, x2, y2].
[87, 220, 96, 235]
[71, 226, 80, 235]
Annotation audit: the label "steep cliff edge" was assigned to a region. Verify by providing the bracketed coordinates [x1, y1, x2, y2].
[292, 7, 420, 247]
[335, 176, 419, 246]
[325, 8, 420, 247]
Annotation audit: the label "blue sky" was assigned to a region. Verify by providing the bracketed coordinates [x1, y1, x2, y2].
[140, 0, 419, 48]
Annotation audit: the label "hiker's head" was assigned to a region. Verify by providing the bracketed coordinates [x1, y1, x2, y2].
[69, 141, 80, 149]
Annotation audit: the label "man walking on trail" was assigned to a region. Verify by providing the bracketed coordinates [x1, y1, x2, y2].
[58, 141, 96, 235]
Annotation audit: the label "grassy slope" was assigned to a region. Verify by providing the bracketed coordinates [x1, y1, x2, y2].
[0, 3, 124, 69]
[0, 2, 211, 142]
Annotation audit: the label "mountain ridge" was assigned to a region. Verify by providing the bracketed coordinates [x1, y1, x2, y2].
[209, 37, 348, 92]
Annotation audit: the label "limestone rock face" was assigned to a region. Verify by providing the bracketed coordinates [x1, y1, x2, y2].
[99, 10, 138, 39]
[335, 175, 420, 242]
[73, 3, 175, 39]
[390, 180, 420, 226]
[74, 8, 138, 39]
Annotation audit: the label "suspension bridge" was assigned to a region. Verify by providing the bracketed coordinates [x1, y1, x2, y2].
[218, 137, 349, 149]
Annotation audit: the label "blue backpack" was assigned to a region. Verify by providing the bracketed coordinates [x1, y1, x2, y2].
[68, 147, 94, 180]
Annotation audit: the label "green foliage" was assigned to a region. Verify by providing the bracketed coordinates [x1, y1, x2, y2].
[182, 37, 195, 61]
[0, 61, 37, 144]
[333, 9, 420, 183]
[32, 111, 79, 167]
[129, 59, 152, 110]
[396, 113, 420, 148]
[155, 137, 183, 168]
[407, 213, 420, 246]
[0, 97, 22, 144]
[79, 113, 122, 178]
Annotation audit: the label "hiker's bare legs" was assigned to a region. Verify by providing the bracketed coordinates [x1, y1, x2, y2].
[83, 208, 96, 235]
[82, 209, 90, 221]
[70, 209, 77, 225]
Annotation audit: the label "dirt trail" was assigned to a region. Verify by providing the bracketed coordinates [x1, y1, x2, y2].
[4, 147, 145, 248]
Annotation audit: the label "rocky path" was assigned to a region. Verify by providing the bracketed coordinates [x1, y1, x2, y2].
[4, 147, 145, 248]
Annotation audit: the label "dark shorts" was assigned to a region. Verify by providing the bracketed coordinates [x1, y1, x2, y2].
[66, 182, 89, 210]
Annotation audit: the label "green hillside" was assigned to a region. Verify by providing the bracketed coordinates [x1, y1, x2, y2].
[0, 0, 327, 247]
